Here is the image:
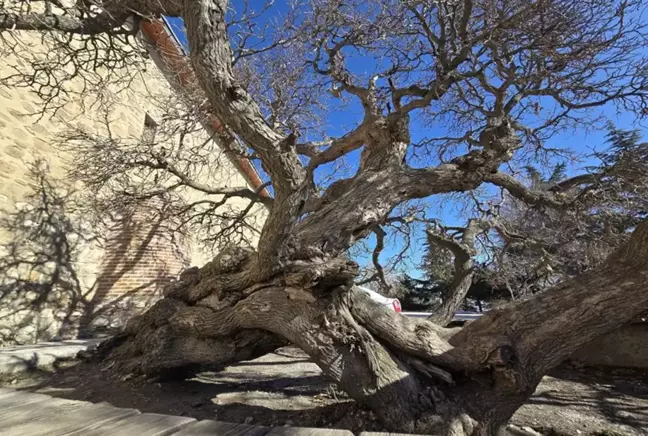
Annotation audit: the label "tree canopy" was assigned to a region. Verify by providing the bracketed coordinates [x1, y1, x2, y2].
[2, 1, 648, 435]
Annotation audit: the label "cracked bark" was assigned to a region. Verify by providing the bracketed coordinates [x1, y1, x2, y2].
[96, 221, 648, 435]
[90, 6, 648, 431]
[11, 0, 648, 433]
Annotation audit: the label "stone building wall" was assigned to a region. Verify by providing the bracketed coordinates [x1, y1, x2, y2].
[0, 30, 265, 344]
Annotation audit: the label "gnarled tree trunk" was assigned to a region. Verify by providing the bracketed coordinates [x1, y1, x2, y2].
[14, 0, 641, 433]
[95, 221, 648, 436]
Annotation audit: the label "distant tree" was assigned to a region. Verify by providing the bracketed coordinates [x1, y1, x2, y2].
[418, 235, 514, 318]
[492, 127, 648, 295]
[393, 274, 442, 312]
[464, 274, 513, 312]
[420, 127, 648, 315]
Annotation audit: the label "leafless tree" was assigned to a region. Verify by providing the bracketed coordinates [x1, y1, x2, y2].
[480, 127, 648, 299]
[422, 128, 648, 322]
[3, 0, 648, 434]
[54, 92, 268, 253]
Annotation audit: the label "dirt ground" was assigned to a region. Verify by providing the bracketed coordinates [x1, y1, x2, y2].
[1, 346, 647, 435]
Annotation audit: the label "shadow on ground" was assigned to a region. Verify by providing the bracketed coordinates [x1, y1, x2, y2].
[1, 347, 647, 435]
[0, 347, 380, 433]
[511, 365, 648, 435]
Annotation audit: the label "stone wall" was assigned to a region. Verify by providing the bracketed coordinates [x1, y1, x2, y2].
[0, 30, 265, 344]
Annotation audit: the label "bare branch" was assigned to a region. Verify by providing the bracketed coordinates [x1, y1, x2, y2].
[485, 172, 565, 208]
[148, 155, 273, 207]
[0, 11, 130, 34]
[306, 123, 369, 170]
[184, 0, 307, 275]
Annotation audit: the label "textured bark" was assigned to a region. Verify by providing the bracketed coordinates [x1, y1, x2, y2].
[97, 251, 476, 434]
[294, 162, 491, 254]
[426, 219, 490, 326]
[0, 11, 130, 34]
[429, 256, 474, 326]
[96, 221, 648, 436]
[182, 0, 307, 277]
[12, 0, 647, 433]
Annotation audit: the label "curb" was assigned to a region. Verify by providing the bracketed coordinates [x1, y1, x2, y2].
[0, 339, 103, 374]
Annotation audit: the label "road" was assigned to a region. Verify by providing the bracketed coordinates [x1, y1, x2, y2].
[402, 311, 483, 321]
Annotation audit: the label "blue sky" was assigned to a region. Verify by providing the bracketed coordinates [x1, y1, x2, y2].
[163, 7, 648, 278]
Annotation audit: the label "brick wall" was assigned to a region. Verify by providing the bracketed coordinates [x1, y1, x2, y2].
[78, 199, 191, 334]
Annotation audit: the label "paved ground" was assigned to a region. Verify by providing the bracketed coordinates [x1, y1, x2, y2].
[0, 339, 103, 373]
[1, 342, 648, 435]
[0, 387, 362, 436]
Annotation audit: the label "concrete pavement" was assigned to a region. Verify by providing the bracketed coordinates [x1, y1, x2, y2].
[0, 338, 103, 373]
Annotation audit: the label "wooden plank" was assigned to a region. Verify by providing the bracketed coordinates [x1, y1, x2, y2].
[266, 428, 355, 436]
[172, 420, 270, 436]
[0, 389, 361, 436]
[0, 390, 52, 409]
[0, 402, 139, 435]
[0, 396, 86, 425]
[68, 412, 196, 436]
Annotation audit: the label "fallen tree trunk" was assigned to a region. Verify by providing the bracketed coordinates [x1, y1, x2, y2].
[96, 221, 648, 435]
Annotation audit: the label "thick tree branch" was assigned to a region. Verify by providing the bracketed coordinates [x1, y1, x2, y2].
[306, 124, 369, 170]
[425, 219, 489, 325]
[426, 228, 474, 259]
[183, 1, 304, 188]
[183, 0, 307, 275]
[549, 173, 600, 192]
[485, 172, 565, 208]
[349, 289, 473, 371]
[403, 164, 484, 199]
[0, 11, 125, 34]
[452, 219, 648, 378]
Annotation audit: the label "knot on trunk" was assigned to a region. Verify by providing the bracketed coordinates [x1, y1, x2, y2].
[163, 246, 255, 302]
[203, 245, 254, 276]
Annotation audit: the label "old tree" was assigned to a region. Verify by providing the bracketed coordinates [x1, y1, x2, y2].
[3, 0, 648, 434]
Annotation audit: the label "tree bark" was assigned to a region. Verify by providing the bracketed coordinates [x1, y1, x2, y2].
[95, 221, 648, 435]
[426, 219, 489, 326]
[429, 255, 474, 326]
[182, 0, 308, 277]
[5, 0, 648, 433]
